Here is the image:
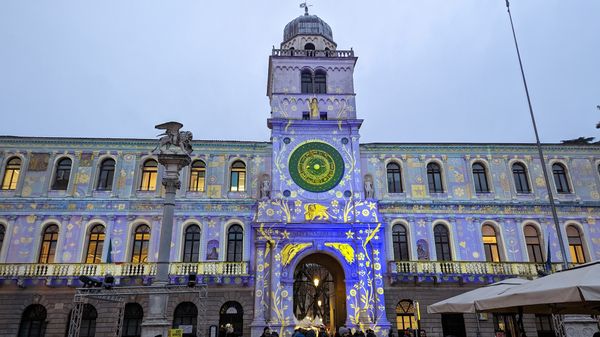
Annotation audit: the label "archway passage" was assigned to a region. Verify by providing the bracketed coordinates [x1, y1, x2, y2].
[293, 253, 346, 332]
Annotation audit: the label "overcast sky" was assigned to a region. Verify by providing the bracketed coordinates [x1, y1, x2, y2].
[0, 1, 598, 144]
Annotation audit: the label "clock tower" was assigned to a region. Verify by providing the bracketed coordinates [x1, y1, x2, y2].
[267, 10, 362, 201]
[252, 8, 390, 336]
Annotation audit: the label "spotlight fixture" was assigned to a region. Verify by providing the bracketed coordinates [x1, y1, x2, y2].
[103, 273, 115, 289]
[78, 275, 102, 288]
[187, 271, 197, 287]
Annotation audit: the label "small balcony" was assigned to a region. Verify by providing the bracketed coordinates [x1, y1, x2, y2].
[0, 261, 249, 281]
[271, 48, 354, 58]
[388, 260, 571, 284]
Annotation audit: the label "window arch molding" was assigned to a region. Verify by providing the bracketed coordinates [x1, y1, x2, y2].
[1, 154, 25, 191]
[385, 159, 405, 194]
[480, 221, 506, 262]
[35, 219, 63, 263]
[188, 158, 207, 192]
[548, 159, 573, 194]
[431, 220, 455, 261]
[50, 155, 75, 191]
[390, 220, 411, 261]
[519, 220, 545, 263]
[228, 159, 247, 193]
[469, 159, 493, 194]
[221, 220, 246, 262]
[137, 157, 160, 192]
[178, 220, 204, 262]
[94, 155, 117, 191]
[124, 220, 153, 263]
[563, 221, 590, 264]
[508, 159, 533, 194]
[424, 159, 446, 194]
[80, 219, 109, 263]
[37, 221, 61, 264]
[385, 220, 411, 261]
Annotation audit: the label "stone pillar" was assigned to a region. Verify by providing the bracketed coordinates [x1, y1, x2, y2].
[141, 153, 190, 337]
[250, 241, 268, 337]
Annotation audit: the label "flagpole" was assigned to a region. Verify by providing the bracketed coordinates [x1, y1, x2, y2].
[504, 0, 569, 270]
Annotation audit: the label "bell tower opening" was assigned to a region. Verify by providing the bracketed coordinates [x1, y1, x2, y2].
[293, 253, 346, 331]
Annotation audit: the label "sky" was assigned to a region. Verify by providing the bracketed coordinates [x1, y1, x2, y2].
[0, 1, 598, 144]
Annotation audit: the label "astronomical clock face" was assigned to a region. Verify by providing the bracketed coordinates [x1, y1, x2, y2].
[288, 141, 345, 192]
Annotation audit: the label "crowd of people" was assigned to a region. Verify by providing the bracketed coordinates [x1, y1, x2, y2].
[258, 326, 424, 337]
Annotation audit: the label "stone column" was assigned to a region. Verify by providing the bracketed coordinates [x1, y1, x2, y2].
[250, 241, 268, 337]
[141, 153, 190, 337]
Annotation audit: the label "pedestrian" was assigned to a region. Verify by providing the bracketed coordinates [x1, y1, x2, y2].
[261, 327, 272, 337]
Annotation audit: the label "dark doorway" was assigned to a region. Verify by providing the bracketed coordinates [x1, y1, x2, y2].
[293, 253, 346, 333]
[219, 301, 243, 336]
[441, 313, 466, 337]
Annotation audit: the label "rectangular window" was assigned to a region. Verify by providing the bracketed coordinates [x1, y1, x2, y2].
[140, 171, 157, 191]
[320, 111, 327, 120]
[302, 111, 310, 120]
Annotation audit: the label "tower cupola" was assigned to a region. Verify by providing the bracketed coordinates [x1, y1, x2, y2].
[281, 9, 336, 50]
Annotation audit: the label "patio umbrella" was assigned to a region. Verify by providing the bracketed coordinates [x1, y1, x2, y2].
[474, 261, 600, 314]
[427, 278, 529, 314]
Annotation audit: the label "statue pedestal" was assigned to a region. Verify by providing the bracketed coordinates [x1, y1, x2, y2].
[141, 293, 171, 337]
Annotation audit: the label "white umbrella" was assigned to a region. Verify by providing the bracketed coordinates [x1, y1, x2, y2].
[475, 261, 600, 314]
[427, 278, 529, 314]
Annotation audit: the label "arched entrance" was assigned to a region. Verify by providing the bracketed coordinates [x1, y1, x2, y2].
[293, 253, 346, 331]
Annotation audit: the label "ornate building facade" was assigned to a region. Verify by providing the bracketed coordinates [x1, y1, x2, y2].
[0, 10, 599, 337]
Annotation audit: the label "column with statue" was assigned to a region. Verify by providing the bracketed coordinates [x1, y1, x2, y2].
[141, 122, 193, 337]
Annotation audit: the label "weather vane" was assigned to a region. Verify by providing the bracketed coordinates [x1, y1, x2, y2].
[299, 1, 312, 15]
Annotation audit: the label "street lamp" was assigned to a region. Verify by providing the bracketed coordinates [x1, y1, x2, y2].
[313, 278, 319, 287]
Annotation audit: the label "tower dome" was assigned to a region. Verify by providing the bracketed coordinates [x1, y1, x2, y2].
[281, 12, 337, 50]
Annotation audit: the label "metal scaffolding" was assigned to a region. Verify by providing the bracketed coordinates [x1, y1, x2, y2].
[68, 284, 208, 337]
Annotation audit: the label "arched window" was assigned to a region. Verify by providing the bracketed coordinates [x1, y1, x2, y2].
[392, 224, 409, 261]
[39, 224, 59, 263]
[427, 163, 444, 193]
[304, 43, 315, 50]
[85, 224, 105, 263]
[226, 224, 243, 262]
[567, 225, 586, 263]
[229, 161, 246, 192]
[52, 157, 72, 190]
[552, 163, 570, 193]
[301, 69, 313, 94]
[122, 303, 143, 337]
[219, 301, 243, 336]
[189, 160, 206, 192]
[0, 224, 5, 255]
[97, 158, 116, 191]
[524, 224, 543, 263]
[131, 225, 150, 263]
[183, 225, 201, 262]
[387, 163, 403, 193]
[472, 163, 490, 193]
[512, 163, 531, 194]
[395, 300, 417, 334]
[1, 157, 21, 190]
[18, 304, 47, 337]
[482, 224, 501, 262]
[434, 224, 452, 261]
[66, 304, 97, 337]
[139, 159, 158, 191]
[314, 70, 327, 94]
[173, 302, 198, 337]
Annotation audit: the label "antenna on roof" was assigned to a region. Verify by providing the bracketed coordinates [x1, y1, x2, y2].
[299, 1, 312, 15]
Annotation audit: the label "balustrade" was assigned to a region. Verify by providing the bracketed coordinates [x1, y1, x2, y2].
[0, 261, 248, 279]
[271, 48, 354, 58]
[388, 260, 569, 278]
